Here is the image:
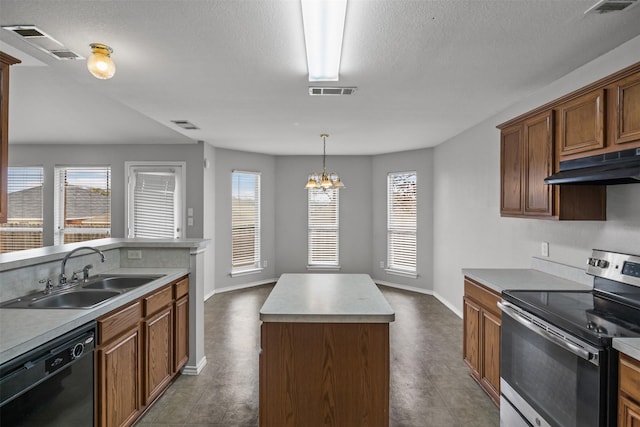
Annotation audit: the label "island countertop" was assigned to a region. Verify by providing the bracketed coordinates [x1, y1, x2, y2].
[259, 273, 395, 323]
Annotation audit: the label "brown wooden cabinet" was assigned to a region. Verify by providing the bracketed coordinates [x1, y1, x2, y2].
[558, 89, 605, 156]
[612, 72, 640, 146]
[96, 275, 189, 427]
[463, 277, 501, 406]
[619, 354, 640, 427]
[0, 52, 21, 224]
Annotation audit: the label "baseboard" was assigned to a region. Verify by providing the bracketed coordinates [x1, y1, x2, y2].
[181, 356, 207, 375]
[375, 280, 462, 319]
[433, 292, 463, 319]
[205, 277, 278, 301]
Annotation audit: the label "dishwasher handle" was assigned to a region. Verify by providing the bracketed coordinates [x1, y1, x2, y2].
[498, 301, 600, 366]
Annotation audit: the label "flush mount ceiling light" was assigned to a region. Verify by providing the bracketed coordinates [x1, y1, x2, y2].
[300, 0, 348, 82]
[305, 133, 345, 190]
[87, 43, 116, 80]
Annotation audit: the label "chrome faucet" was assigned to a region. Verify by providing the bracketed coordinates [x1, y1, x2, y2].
[60, 246, 105, 286]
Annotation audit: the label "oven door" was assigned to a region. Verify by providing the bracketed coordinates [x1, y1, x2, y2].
[499, 301, 608, 427]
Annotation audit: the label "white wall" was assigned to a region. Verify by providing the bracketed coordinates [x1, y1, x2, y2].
[9, 143, 205, 243]
[213, 148, 276, 291]
[432, 35, 640, 315]
[203, 143, 216, 298]
[370, 149, 434, 292]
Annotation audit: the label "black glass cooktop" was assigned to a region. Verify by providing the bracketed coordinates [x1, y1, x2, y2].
[502, 287, 640, 347]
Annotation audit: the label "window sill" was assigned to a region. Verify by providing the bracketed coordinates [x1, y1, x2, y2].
[230, 267, 264, 278]
[384, 269, 418, 279]
[306, 265, 342, 271]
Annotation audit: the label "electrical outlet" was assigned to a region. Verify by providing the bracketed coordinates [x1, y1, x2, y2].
[379, 261, 385, 268]
[187, 207, 193, 217]
[541, 242, 549, 257]
[128, 250, 142, 260]
[187, 218, 194, 226]
[263, 260, 268, 268]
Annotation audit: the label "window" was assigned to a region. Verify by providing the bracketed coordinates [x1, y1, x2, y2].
[387, 171, 417, 276]
[308, 188, 339, 267]
[231, 171, 261, 275]
[126, 164, 184, 238]
[54, 167, 111, 245]
[0, 167, 44, 253]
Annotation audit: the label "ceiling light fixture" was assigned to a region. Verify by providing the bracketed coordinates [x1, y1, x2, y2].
[87, 43, 116, 79]
[305, 133, 345, 190]
[300, 0, 347, 82]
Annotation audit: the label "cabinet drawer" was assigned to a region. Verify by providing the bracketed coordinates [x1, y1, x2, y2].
[98, 301, 141, 344]
[464, 278, 501, 316]
[174, 277, 189, 300]
[143, 285, 172, 317]
[620, 354, 640, 399]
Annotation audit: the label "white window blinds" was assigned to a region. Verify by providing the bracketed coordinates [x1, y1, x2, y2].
[232, 171, 261, 273]
[308, 188, 339, 266]
[0, 167, 44, 253]
[131, 170, 178, 238]
[387, 171, 417, 274]
[54, 167, 111, 245]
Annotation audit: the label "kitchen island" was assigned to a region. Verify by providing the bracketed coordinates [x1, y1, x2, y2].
[259, 273, 395, 427]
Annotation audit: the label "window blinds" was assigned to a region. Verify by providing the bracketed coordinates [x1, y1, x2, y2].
[0, 167, 44, 253]
[132, 171, 177, 238]
[387, 171, 417, 273]
[232, 171, 261, 271]
[308, 188, 339, 266]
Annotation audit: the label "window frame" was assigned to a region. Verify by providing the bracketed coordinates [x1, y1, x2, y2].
[125, 161, 186, 239]
[231, 170, 262, 277]
[386, 171, 417, 278]
[307, 187, 340, 270]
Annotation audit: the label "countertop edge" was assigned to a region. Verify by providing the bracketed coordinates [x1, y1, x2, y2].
[462, 268, 593, 294]
[259, 313, 395, 323]
[613, 338, 640, 361]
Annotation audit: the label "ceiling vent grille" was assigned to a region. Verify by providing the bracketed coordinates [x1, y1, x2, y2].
[171, 120, 200, 130]
[309, 87, 357, 96]
[1, 25, 84, 60]
[585, 0, 638, 14]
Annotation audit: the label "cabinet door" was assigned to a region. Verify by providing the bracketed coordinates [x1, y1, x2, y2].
[481, 310, 501, 405]
[500, 125, 523, 216]
[559, 90, 605, 155]
[523, 111, 553, 216]
[174, 295, 189, 372]
[619, 395, 640, 427]
[0, 53, 21, 224]
[144, 306, 173, 405]
[614, 73, 640, 145]
[97, 328, 141, 427]
[463, 297, 481, 380]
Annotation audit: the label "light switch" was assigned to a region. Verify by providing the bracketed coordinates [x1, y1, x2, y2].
[187, 208, 193, 217]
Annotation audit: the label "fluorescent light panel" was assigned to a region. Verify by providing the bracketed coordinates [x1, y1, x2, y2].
[301, 0, 347, 82]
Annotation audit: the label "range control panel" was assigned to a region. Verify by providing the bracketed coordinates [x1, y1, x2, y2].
[588, 250, 640, 287]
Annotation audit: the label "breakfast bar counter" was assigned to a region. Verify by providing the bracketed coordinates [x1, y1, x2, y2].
[259, 273, 395, 427]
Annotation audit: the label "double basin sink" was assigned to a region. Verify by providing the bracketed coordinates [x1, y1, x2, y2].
[0, 275, 163, 309]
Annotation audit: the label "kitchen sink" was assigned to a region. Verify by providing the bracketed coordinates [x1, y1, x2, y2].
[29, 290, 121, 308]
[82, 274, 162, 291]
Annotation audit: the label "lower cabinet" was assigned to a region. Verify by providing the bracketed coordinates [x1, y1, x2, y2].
[96, 275, 189, 427]
[619, 354, 640, 427]
[463, 277, 501, 406]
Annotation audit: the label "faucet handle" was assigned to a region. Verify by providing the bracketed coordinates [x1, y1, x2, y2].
[39, 278, 54, 294]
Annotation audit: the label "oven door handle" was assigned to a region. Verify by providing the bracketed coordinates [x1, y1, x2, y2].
[498, 301, 599, 365]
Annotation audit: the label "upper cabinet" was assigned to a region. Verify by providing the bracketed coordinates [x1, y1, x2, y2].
[0, 51, 21, 224]
[498, 62, 640, 220]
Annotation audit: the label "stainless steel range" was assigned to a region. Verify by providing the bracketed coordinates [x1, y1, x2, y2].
[499, 249, 640, 427]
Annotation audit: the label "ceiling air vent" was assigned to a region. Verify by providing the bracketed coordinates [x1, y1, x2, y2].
[2, 25, 84, 60]
[309, 87, 357, 96]
[171, 120, 200, 130]
[585, 0, 638, 14]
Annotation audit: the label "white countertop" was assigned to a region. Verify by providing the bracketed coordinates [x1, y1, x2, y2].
[613, 338, 640, 361]
[0, 267, 188, 365]
[259, 273, 395, 323]
[462, 268, 593, 294]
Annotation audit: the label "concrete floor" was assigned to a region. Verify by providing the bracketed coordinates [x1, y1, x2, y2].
[137, 284, 499, 427]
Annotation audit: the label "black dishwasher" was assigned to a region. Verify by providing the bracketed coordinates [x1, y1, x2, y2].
[0, 321, 96, 427]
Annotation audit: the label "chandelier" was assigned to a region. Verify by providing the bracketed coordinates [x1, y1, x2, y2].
[305, 133, 345, 190]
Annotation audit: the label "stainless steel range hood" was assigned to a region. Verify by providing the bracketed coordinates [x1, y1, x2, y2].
[544, 148, 640, 185]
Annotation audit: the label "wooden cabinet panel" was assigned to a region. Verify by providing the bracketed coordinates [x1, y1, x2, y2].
[481, 309, 501, 404]
[144, 306, 173, 405]
[98, 302, 140, 343]
[619, 354, 640, 427]
[143, 285, 172, 317]
[97, 327, 141, 427]
[500, 125, 523, 215]
[614, 73, 640, 145]
[0, 52, 21, 224]
[559, 90, 605, 156]
[620, 395, 640, 427]
[174, 295, 189, 372]
[523, 111, 553, 216]
[463, 297, 481, 379]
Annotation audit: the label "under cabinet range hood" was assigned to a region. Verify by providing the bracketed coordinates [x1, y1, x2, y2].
[544, 148, 640, 185]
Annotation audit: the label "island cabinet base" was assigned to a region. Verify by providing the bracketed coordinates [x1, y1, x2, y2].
[259, 322, 390, 427]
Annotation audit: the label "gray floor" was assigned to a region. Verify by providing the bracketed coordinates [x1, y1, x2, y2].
[138, 284, 499, 427]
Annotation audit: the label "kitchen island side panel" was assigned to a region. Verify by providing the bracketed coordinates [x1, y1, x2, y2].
[260, 321, 389, 427]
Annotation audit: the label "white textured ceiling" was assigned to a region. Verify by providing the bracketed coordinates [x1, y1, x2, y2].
[1, 0, 640, 155]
